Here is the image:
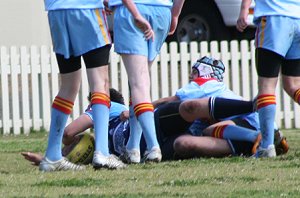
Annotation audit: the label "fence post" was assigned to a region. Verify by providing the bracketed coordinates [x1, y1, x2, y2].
[40, 46, 51, 130]
[30, 46, 41, 131]
[159, 43, 170, 98]
[179, 42, 189, 88]
[20, 46, 31, 134]
[10, 46, 21, 135]
[0, 46, 11, 134]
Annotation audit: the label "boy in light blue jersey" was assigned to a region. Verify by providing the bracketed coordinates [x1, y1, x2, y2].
[40, 0, 126, 172]
[237, 0, 300, 157]
[153, 56, 264, 156]
[108, 0, 185, 164]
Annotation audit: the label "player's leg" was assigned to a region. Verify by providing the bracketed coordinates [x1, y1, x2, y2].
[84, 47, 126, 169]
[178, 98, 210, 122]
[122, 54, 161, 162]
[123, 87, 143, 163]
[40, 55, 84, 171]
[281, 51, 300, 104]
[179, 97, 254, 123]
[253, 16, 294, 157]
[173, 134, 232, 158]
[63, 113, 93, 145]
[203, 120, 261, 154]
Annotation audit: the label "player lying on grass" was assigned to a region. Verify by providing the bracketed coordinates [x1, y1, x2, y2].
[22, 57, 288, 167]
[21, 98, 287, 167]
[153, 56, 288, 158]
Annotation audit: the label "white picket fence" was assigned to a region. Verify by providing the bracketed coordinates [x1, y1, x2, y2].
[1, 40, 299, 135]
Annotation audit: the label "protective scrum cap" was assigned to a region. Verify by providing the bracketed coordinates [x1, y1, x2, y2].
[192, 56, 225, 81]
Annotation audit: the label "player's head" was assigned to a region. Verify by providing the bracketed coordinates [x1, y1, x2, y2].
[109, 88, 125, 104]
[190, 56, 225, 81]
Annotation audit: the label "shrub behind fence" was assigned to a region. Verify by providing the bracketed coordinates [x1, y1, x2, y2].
[1, 40, 299, 135]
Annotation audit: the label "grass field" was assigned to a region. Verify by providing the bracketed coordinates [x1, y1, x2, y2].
[1, 129, 300, 197]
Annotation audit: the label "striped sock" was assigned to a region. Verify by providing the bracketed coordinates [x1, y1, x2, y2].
[293, 88, 300, 105]
[212, 124, 259, 142]
[45, 96, 73, 161]
[134, 102, 159, 150]
[257, 94, 276, 148]
[126, 98, 142, 151]
[91, 92, 110, 156]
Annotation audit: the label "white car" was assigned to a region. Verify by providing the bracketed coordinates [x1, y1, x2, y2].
[166, 0, 256, 42]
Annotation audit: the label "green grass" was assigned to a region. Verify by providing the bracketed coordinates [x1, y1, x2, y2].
[1, 130, 300, 197]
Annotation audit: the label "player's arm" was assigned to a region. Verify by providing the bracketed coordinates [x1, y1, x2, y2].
[236, 0, 252, 32]
[121, 0, 154, 40]
[119, 110, 129, 121]
[169, 0, 185, 35]
[152, 95, 180, 108]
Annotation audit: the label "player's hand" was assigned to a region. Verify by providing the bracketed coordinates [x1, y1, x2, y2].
[169, 16, 179, 35]
[21, 152, 43, 166]
[120, 110, 129, 121]
[134, 16, 155, 41]
[103, 0, 113, 15]
[236, 9, 249, 32]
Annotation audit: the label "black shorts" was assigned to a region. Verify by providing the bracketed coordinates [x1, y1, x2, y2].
[56, 44, 111, 74]
[154, 101, 193, 161]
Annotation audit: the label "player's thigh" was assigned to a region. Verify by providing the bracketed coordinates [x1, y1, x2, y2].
[174, 134, 232, 157]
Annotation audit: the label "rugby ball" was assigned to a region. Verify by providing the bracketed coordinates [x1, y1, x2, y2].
[62, 133, 95, 165]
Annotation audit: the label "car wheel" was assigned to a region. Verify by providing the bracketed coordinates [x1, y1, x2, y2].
[166, 0, 230, 43]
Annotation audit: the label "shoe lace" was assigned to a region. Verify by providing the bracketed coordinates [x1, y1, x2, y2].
[59, 159, 84, 171]
[106, 155, 126, 169]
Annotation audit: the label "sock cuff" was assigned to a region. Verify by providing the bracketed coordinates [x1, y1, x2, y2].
[256, 94, 276, 110]
[134, 102, 154, 117]
[91, 92, 110, 108]
[52, 96, 73, 114]
[294, 89, 300, 104]
[212, 125, 227, 139]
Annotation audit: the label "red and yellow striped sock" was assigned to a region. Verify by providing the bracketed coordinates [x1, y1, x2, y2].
[256, 94, 276, 110]
[212, 125, 227, 139]
[90, 92, 110, 107]
[294, 89, 300, 105]
[52, 96, 73, 114]
[134, 102, 154, 117]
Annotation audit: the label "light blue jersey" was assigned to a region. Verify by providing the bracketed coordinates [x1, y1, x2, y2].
[44, 0, 104, 11]
[254, 0, 300, 21]
[176, 77, 260, 131]
[176, 78, 242, 101]
[85, 102, 128, 121]
[109, 0, 172, 7]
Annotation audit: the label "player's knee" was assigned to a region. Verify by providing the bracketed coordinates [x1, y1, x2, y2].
[282, 77, 300, 97]
[63, 129, 75, 145]
[179, 100, 200, 122]
[173, 136, 190, 154]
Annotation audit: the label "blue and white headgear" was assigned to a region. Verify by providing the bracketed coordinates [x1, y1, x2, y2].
[192, 56, 225, 81]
